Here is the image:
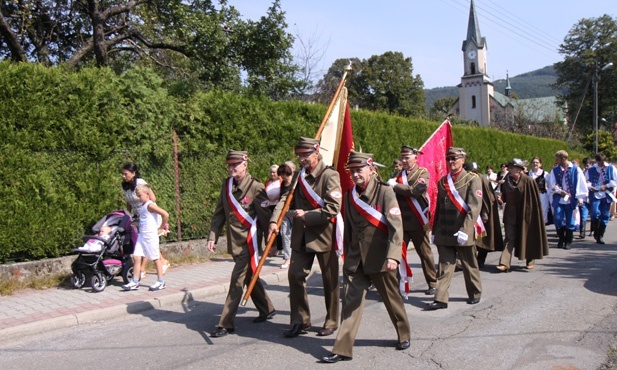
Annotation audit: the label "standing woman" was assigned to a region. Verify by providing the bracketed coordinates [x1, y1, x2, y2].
[276, 162, 296, 269]
[265, 165, 282, 256]
[526, 157, 550, 225]
[121, 162, 169, 278]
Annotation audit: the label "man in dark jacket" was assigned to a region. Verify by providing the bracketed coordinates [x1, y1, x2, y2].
[496, 158, 549, 271]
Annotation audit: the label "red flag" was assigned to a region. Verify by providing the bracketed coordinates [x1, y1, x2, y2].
[417, 119, 453, 226]
[335, 103, 355, 195]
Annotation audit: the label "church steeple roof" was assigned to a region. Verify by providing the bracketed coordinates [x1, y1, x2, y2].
[462, 0, 486, 51]
[505, 72, 512, 96]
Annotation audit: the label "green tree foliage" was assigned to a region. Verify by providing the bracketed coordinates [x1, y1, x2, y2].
[554, 14, 617, 133]
[430, 96, 457, 120]
[583, 131, 617, 161]
[316, 52, 426, 117]
[0, 0, 300, 98]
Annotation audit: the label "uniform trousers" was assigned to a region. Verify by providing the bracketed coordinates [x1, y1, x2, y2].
[218, 251, 274, 329]
[498, 223, 534, 268]
[435, 244, 482, 303]
[331, 265, 410, 357]
[288, 243, 339, 329]
[404, 229, 437, 289]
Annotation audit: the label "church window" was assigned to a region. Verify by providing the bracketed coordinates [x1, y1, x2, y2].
[470, 63, 476, 74]
[472, 95, 476, 109]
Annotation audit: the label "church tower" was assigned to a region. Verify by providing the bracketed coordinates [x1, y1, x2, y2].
[457, 0, 494, 126]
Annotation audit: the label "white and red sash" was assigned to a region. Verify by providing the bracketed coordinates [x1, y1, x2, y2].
[399, 241, 413, 299]
[350, 187, 387, 231]
[445, 173, 485, 237]
[351, 187, 413, 298]
[298, 168, 344, 256]
[397, 169, 430, 230]
[227, 178, 259, 273]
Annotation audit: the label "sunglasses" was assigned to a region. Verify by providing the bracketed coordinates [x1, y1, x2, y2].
[296, 150, 316, 159]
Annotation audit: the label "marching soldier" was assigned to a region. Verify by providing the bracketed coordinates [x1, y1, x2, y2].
[427, 147, 483, 310]
[207, 150, 276, 337]
[269, 137, 342, 338]
[322, 152, 411, 363]
[388, 145, 437, 295]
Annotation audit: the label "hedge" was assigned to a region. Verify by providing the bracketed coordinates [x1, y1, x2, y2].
[0, 62, 586, 262]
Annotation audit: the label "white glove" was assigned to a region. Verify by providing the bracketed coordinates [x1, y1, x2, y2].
[453, 231, 468, 245]
[387, 178, 397, 186]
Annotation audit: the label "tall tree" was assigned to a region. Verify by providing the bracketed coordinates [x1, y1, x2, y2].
[316, 52, 426, 117]
[0, 0, 301, 97]
[554, 14, 617, 134]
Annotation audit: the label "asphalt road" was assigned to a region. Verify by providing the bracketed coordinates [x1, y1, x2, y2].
[1, 233, 616, 370]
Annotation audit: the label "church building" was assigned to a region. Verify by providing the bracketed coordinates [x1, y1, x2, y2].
[450, 0, 566, 127]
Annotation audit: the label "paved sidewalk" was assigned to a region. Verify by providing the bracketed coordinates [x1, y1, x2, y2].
[0, 254, 295, 343]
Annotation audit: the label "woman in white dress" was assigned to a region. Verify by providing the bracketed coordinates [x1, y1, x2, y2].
[121, 162, 169, 278]
[526, 157, 550, 224]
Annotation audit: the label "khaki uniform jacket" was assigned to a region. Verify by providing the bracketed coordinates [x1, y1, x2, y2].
[433, 169, 483, 246]
[343, 177, 403, 275]
[271, 160, 342, 253]
[391, 165, 430, 231]
[208, 174, 272, 256]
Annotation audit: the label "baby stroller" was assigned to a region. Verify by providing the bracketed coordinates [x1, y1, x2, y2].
[70, 210, 137, 292]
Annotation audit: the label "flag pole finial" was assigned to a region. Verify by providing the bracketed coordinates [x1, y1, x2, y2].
[345, 60, 353, 72]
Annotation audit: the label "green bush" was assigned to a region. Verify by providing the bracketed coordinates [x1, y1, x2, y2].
[0, 62, 588, 262]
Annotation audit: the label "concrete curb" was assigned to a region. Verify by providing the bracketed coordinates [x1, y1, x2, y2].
[0, 265, 315, 344]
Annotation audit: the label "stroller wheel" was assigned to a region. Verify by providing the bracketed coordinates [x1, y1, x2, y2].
[90, 271, 107, 292]
[71, 272, 86, 289]
[122, 260, 135, 284]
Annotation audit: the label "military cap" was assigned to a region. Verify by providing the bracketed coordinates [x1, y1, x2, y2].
[508, 158, 528, 170]
[400, 145, 423, 155]
[463, 162, 478, 172]
[345, 151, 374, 169]
[295, 137, 320, 150]
[446, 147, 467, 158]
[226, 150, 248, 163]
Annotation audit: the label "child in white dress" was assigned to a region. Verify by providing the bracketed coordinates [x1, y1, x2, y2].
[122, 184, 169, 291]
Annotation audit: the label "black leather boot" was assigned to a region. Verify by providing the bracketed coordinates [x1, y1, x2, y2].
[590, 220, 598, 238]
[557, 228, 565, 248]
[579, 222, 586, 239]
[564, 229, 573, 250]
[596, 223, 606, 244]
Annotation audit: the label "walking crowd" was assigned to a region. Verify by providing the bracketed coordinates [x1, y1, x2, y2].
[118, 139, 617, 363]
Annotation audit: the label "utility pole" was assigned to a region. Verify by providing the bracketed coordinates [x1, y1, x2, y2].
[594, 62, 614, 154]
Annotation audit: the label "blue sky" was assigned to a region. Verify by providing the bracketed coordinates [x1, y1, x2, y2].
[231, 0, 614, 89]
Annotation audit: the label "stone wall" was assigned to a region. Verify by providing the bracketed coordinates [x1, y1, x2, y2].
[0, 238, 222, 282]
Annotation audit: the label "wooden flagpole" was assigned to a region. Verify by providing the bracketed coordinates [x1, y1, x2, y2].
[241, 64, 352, 306]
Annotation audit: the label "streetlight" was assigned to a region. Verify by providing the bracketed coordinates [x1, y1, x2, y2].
[594, 62, 613, 154]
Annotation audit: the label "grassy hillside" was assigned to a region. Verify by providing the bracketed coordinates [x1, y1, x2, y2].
[424, 65, 564, 110]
